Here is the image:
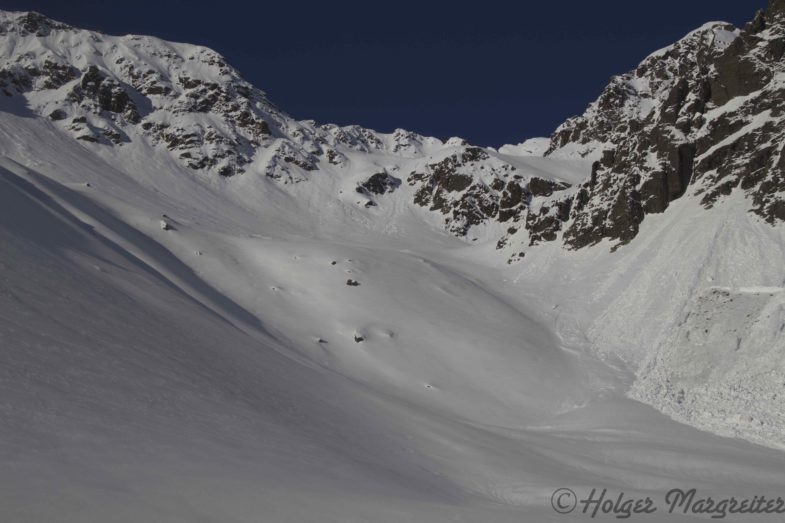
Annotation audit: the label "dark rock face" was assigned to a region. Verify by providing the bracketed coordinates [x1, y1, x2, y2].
[528, 2, 785, 250]
[70, 66, 140, 123]
[410, 149, 520, 236]
[528, 177, 570, 197]
[48, 108, 67, 121]
[38, 60, 79, 89]
[498, 181, 528, 222]
[357, 172, 401, 196]
[408, 147, 571, 237]
[0, 59, 78, 93]
[526, 197, 573, 245]
[710, 40, 768, 106]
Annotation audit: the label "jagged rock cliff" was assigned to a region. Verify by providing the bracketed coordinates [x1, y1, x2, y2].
[526, 0, 785, 251]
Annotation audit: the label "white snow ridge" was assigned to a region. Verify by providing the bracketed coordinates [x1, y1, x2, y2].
[1, 6, 785, 523]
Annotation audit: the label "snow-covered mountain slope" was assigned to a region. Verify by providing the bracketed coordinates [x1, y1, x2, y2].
[2, 3, 785, 521]
[5, 105, 785, 523]
[509, 182, 785, 451]
[500, 0, 785, 449]
[0, 10, 586, 255]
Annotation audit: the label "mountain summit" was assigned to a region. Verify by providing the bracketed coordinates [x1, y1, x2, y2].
[534, 1, 785, 250]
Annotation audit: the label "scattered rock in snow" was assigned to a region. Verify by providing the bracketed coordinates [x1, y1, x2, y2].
[48, 108, 66, 120]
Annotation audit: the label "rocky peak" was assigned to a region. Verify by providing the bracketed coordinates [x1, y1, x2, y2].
[0, 11, 72, 36]
[0, 10, 291, 177]
[525, 3, 785, 251]
[769, 0, 785, 18]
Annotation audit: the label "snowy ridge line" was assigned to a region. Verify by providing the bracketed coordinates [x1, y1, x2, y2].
[0, 8, 592, 259]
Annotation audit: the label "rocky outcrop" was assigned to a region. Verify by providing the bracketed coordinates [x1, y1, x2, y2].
[357, 172, 401, 196]
[410, 148, 519, 235]
[0, 58, 78, 95]
[525, 197, 573, 245]
[69, 65, 140, 123]
[407, 147, 571, 237]
[532, 0, 785, 250]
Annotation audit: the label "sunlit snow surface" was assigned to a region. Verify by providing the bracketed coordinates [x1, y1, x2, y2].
[1, 10, 785, 521]
[2, 89, 785, 522]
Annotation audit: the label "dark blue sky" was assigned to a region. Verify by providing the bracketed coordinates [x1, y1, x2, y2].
[1, 1, 766, 146]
